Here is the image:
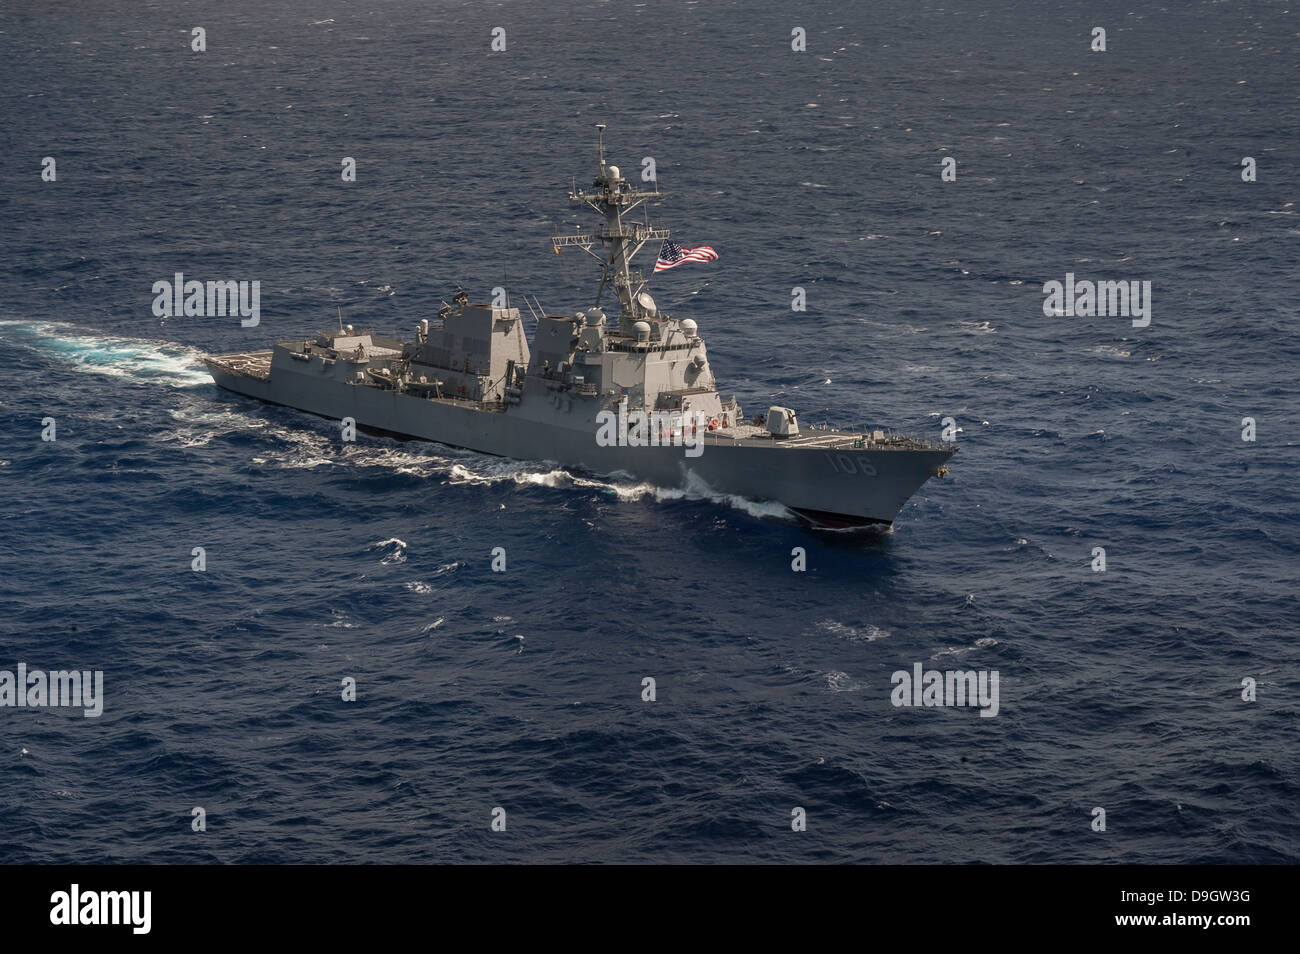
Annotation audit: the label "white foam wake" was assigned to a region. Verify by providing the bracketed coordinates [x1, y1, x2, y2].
[0, 319, 211, 387]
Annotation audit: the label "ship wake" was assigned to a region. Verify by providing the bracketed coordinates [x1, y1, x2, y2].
[0, 320, 211, 388]
[449, 458, 797, 522]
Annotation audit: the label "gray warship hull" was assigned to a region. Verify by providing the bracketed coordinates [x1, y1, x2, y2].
[204, 127, 956, 528]
[206, 349, 955, 527]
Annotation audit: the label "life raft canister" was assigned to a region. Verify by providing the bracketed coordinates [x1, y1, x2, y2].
[709, 417, 719, 431]
[722, 414, 729, 428]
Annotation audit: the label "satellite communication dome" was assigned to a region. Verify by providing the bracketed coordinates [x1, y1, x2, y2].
[633, 320, 651, 342]
[680, 318, 698, 337]
[607, 165, 621, 180]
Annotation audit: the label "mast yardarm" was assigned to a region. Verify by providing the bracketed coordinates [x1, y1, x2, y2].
[551, 124, 669, 335]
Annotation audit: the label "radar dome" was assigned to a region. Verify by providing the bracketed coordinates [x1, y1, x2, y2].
[607, 165, 621, 180]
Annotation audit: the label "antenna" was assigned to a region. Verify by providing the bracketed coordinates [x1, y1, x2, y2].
[337, 305, 343, 332]
[596, 123, 606, 173]
[503, 265, 509, 308]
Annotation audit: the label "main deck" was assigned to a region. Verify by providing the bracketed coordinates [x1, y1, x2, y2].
[205, 350, 272, 381]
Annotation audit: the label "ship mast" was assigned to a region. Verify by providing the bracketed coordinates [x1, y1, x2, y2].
[551, 124, 669, 336]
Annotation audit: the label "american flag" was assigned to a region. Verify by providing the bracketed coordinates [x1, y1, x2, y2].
[654, 239, 718, 273]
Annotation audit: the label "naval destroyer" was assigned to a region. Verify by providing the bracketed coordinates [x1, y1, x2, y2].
[206, 126, 955, 527]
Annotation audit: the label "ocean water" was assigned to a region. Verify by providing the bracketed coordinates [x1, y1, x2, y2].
[1, 0, 1297, 863]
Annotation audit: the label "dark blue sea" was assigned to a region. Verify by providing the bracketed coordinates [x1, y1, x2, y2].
[1, 0, 1297, 864]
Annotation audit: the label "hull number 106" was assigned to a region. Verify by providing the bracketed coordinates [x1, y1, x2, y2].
[824, 453, 877, 477]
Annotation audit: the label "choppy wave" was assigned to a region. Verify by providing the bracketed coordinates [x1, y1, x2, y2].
[817, 619, 890, 643]
[368, 538, 408, 565]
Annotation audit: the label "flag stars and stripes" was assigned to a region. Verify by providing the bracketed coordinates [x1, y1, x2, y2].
[654, 239, 718, 273]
